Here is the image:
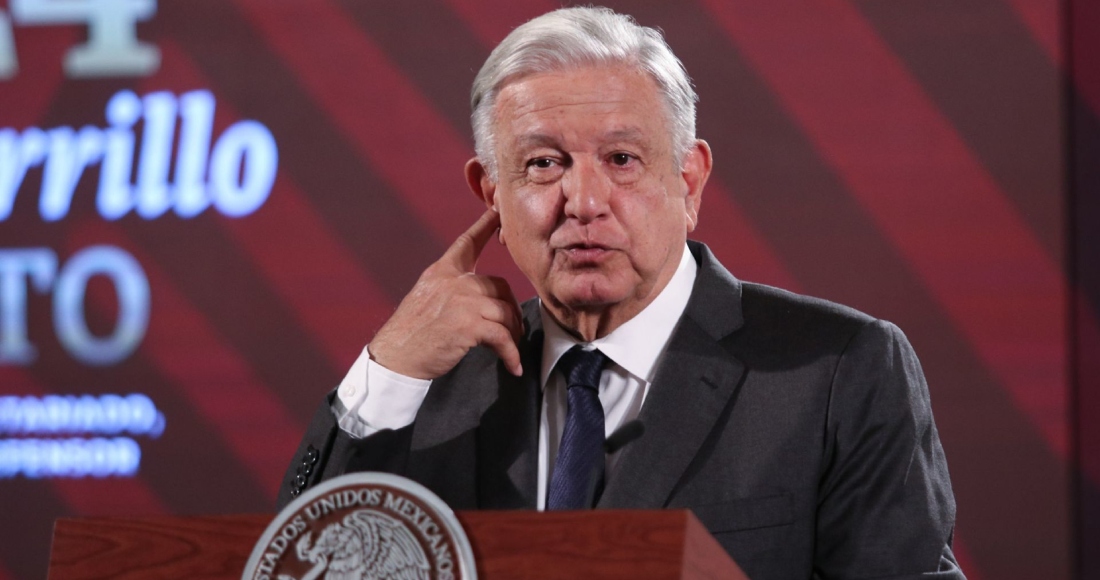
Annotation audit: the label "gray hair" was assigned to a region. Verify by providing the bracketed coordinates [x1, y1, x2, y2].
[470, 6, 698, 180]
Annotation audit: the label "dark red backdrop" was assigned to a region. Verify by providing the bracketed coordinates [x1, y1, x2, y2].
[0, 1, 1091, 579]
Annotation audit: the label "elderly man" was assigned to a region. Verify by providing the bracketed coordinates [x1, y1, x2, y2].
[279, 7, 964, 579]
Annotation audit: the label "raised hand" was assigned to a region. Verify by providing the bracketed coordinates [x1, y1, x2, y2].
[368, 209, 524, 379]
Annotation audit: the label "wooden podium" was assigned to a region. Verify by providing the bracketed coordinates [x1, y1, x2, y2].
[48, 510, 746, 579]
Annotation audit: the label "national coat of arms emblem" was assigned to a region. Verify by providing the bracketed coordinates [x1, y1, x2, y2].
[243, 473, 477, 580]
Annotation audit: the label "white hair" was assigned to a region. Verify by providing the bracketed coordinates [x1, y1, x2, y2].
[470, 6, 698, 180]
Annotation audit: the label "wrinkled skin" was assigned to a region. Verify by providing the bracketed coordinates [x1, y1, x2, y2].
[371, 64, 712, 378]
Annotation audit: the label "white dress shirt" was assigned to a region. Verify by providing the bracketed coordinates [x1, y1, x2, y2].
[333, 244, 698, 509]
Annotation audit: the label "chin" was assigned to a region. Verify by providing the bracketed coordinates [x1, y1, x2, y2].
[549, 278, 631, 311]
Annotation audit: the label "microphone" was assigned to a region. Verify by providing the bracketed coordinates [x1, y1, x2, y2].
[582, 419, 646, 509]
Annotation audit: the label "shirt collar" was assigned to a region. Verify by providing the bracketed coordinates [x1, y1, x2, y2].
[539, 244, 698, 387]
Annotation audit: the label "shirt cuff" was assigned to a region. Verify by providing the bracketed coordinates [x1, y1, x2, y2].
[332, 346, 432, 438]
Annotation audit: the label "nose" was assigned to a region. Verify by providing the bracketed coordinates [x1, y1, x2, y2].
[561, 159, 610, 223]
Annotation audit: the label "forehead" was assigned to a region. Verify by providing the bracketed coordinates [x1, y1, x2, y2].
[492, 65, 670, 149]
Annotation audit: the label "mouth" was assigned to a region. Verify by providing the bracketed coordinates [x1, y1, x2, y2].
[558, 243, 614, 264]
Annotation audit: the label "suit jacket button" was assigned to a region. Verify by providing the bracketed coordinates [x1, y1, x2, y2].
[294, 474, 307, 488]
[305, 448, 319, 464]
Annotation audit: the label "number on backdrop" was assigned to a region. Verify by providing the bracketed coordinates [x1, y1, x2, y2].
[1, 0, 160, 80]
[0, 11, 15, 79]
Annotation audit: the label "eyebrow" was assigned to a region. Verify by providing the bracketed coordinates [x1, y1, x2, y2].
[512, 128, 650, 150]
[513, 134, 560, 150]
[602, 128, 646, 143]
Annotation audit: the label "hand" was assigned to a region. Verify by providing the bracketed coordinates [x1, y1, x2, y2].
[369, 209, 524, 379]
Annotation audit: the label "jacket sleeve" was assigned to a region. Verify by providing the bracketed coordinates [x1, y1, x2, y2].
[814, 319, 966, 579]
[275, 390, 413, 510]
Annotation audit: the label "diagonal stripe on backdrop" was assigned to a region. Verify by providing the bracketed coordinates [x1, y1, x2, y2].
[695, 177, 802, 292]
[149, 39, 395, 373]
[999, 0, 1062, 66]
[337, 0, 489, 141]
[231, 0, 529, 294]
[232, 0, 480, 245]
[855, 0, 1064, 260]
[443, 0, 558, 47]
[701, 0, 1069, 460]
[154, 0, 444, 305]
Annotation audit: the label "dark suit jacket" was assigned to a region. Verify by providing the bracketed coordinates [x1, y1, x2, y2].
[279, 241, 964, 579]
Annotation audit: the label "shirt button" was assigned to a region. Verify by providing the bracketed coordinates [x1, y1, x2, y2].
[343, 385, 357, 397]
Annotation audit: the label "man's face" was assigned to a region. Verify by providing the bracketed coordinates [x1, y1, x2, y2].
[467, 64, 711, 335]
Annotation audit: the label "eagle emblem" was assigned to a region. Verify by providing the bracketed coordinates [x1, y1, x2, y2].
[280, 509, 431, 580]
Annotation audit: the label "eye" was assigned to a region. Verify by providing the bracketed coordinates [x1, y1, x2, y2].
[609, 153, 635, 166]
[528, 158, 557, 169]
[523, 156, 565, 184]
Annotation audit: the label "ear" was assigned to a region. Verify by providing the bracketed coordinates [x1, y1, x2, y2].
[465, 157, 497, 210]
[680, 140, 712, 233]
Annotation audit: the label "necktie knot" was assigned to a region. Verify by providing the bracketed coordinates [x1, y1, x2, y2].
[557, 346, 608, 392]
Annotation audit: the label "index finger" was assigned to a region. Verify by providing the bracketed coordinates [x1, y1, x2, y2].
[443, 209, 501, 272]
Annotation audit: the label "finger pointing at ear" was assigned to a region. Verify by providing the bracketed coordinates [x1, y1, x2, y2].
[369, 209, 524, 379]
[442, 209, 501, 274]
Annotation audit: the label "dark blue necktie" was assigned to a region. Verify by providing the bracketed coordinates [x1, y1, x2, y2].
[547, 346, 609, 510]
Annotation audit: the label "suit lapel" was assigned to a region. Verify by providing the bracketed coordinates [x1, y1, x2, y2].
[599, 242, 747, 509]
[475, 303, 543, 509]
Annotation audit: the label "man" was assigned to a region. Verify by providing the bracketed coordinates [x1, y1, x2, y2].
[280, 7, 964, 578]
